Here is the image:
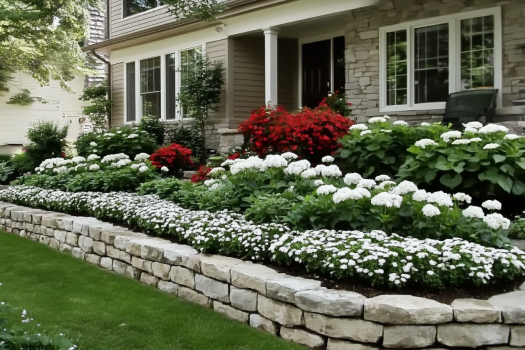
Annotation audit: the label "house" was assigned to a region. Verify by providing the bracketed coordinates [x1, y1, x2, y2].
[83, 0, 525, 152]
[0, 9, 107, 155]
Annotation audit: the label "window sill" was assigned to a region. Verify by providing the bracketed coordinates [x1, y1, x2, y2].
[379, 103, 446, 114]
[122, 5, 169, 21]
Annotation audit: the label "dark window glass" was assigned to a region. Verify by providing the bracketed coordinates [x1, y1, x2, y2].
[386, 30, 408, 105]
[126, 62, 136, 122]
[180, 47, 202, 117]
[140, 57, 161, 118]
[166, 53, 176, 120]
[123, 0, 162, 18]
[333, 36, 346, 93]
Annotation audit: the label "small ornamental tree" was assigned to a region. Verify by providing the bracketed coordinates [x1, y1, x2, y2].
[79, 82, 112, 131]
[176, 53, 224, 156]
[162, 0, 225, 21]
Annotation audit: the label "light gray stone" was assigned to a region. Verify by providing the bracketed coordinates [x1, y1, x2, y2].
[125, 265, 141, 280]
[170, 266, 195, 289]
[249, 314, 276, 335]
[78, 235, 94, 253]
[183, 254, 202, 272]
[327, 339, 377, 350]
[93, 241, 106, 256]
[39, 235, 50, 246]
[195, 274, 229, 303]
[65, 232, 78, 246]
[304, 312, 382, 343]
[53, 230, 67, 243]
[178, 286, 211, 308]
[49, 238, 60, 250]
[163, 244, 198, 266]
[71, 247, 85, 260]
[85, 254, 101, 265]
[383, 325, 436, 348]
[140, 240, 171, 262]
[200, 255, 244, 282]
[106, 245, 131, 263]
[140, 273, 159, 287]
[489, 291, 525, 324]
[280, 327, 324, 349]
[231, 264, 281, 295]
[295, 289, 365, 317]
[151, 262, 171, 280]
[520, 282, 525, 291]
[230, 286, 257, 312]
[212, 301, 249, 323]
[437, 324, 510, 347]
[257, 295, 303, 327]
[266, 276, 321, 303]
[131, 256, 153, 274]
[59, 243, 72, 253]
[510, 325, 525, 346]
[114, 235, 133, 250]
[100, 257, 113, 270]
[113, 260, 128, 275]
[158, 281, 178, 295]
[451, 298, 501, 323]
[364, 295, 453, 324]
[60, 217, 76, 232]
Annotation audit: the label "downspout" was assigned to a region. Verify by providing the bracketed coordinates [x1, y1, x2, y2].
[92, 49, 112, 129]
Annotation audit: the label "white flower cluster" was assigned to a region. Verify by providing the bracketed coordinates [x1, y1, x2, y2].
[483, 143, 500, 150]
[350, 124, 368, 131]
[479, 124, 509, 134]
[134, 153, 150, 161]
[368, 117, 387, 124]
[440, 131, 462, 142]
[414, 139, 438, 149]
[101, 153, 129, 163]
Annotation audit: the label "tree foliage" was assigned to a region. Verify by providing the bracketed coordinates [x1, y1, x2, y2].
[162, 0, 225, 21]
[0, 0, 100, 93]
[79, 82, 111, 131]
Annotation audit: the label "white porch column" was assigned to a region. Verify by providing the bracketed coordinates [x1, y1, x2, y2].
[263, 27, 279, 107]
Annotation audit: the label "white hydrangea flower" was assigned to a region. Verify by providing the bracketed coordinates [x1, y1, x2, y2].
[452, 139, 472, 145]
[470, 137, 482, 142]
[320, 165, 342, 178]
[462, 206, 485, 219]
[393, 120, 408, 126]
[371, 192, 403, 208]
[380, 129, 392, 133]
[482, 200, 502, 211]
[284, 160, 311, 175]
[440, 131, 462, 142]
[161, 166, 169, 172]
[391, 181, 418, 195]
[464, 127, 478, 133]
[421, 122, 431, 126]
[483, 143, 500, 150]
[90, 142, 97, 147]
[209, 167, 225, 175]
[376, 181, 396, 190]
[368, 117, 387, 123]
[360, 130, 372, 136]
[354, 187, 371, 198]
[415, 139, 438, 149]
[504, 134, 520, 140]
[87, 154, 100, 161]
[483, 213, 511, 230]
[321, 156, 334, 163]
[383, 115, 391, 119]
[463, 121, 483, 129]
[71, 156, 86, 163]
[314, 164, 326, 176]
[479, 124, 509, 134]
[130, 164, 140, 169]
[426, 191, 453, 207]
[412, 189, 429, 202]
[453, 192, 472, 204]
[204, 179, 218, 187]
[138, 166, 149, 173]
[301, 168, 317, 179]
[350, 124, 368, 131]
[128, 134, 139, 139]
[316, 185, 338, 195]
[89, 164, 100, 171]
[344, 173, 362, 185]
[116, 159, 132, 167]
[281, 152, 298, 160]
[357, 179, 376, 189]
[422, 204, 441, 217]
[375, 175, 391, 182]
[134, 153, 150, 161]
[231, 156, 264, 174]
[261, 155, 288, 171]
[333, 188, 364, 203]
[209, 183, 224, 191]
[313, 180, 324, 187]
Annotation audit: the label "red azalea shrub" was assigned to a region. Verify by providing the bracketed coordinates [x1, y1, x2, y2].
[238, 104, 354, 162]
[191, 165, 211, 183]
[150, 143, 194, 175]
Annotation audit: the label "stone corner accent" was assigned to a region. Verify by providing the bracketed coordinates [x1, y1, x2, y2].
[488, 291, 525, 324]
[437, 323, 510, 347]
[451, 298, 501, 323]
[280, 327, 325, 349]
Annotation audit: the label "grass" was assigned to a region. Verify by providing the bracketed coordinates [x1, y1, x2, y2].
[0, 231, 305, 350]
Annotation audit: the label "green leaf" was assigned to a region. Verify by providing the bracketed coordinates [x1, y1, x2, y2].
[493, 154, 507, 163]
[363, 166, 375, 178]
[497, 175, 513, 193]
[424, 170, 436, 183]
[516, 159, 525, 170]
[500, 164, 515, 176]
[462, 177, 478, 188]
[365, 144, 380, 151]
[512, 180, 525, 195]
[339, 149, 351, 158]
[464, 162, 480, 172]
[439, 173, 462, 189]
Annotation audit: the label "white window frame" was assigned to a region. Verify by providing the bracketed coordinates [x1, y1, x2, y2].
[378, 7, 502, 113]
[121, 0, 166, 20]
[123, 44, 206, 124]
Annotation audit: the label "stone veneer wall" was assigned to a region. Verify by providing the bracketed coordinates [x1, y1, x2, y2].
[86, 7, 108, 87]
[1, 201, 525, 350]
[344, 0, 525, 123]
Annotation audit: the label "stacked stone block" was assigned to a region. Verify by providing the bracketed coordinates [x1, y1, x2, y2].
[1, 201, 525, 350]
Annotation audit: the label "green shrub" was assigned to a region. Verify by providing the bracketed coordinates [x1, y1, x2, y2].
[165, 123, 205, 161]
[0, 154, 11, 163]
[136, 115, 166, 145]
[338, 118, 449, 178]
[0, 162, 14, 184]
[9, 149, 33, 176]
[23, 120, 68, 171]
[509, 216, 525, 239]
[76, 127, 157, 159]
[78, 82, 112, 131]
[244, 193, 296, 224]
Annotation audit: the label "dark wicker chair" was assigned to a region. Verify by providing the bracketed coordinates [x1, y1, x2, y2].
[442, 89, 498, 128]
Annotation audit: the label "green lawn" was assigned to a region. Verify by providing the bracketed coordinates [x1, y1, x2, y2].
[0, 231, 304, 350]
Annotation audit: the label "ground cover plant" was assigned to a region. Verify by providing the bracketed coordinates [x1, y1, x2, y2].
[0, 232, 303, 350]
[1, 186, 524, 289]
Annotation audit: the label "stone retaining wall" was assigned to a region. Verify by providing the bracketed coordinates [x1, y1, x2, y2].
[1, 202, 525, 350]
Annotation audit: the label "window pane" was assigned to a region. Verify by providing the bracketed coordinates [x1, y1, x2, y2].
[180, 47, 202, 117]
[386, 30, 408, 106]
[140, 57, 161, 118]
[414, 23, 449, 104]
[126, 62, 136, 122]
[123, 0, 162, 17]
[166, 53, 176, 120]
[460, 15, 495, 90]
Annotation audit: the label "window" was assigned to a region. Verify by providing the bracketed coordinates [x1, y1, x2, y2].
[166, 53, 176, 120]
[140, 57, 161, 118]
[180, 47, 202, 118]
[380, 8, 501, 111]
[123, 0, 162, 18]
[126, 62, 136, 122]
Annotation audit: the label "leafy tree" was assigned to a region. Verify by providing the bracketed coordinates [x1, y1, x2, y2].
[0, 0, 100, 93]
[162, 0, 225, 21]
[79, 82, 112, 131]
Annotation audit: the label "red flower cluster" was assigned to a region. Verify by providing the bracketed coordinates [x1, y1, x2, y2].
[238, 104, 354, 162]
[149, 143, 193, 175]
[191, 165, 211, 183]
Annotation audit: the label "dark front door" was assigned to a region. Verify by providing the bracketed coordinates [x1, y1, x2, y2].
[302, 39, 331, 108]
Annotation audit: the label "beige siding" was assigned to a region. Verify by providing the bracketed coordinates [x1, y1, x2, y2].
[110, 0, 177, 39]
[111, 63, 125, 126]
[206, 39, 229, 127]
[278, 38, 298, 112]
